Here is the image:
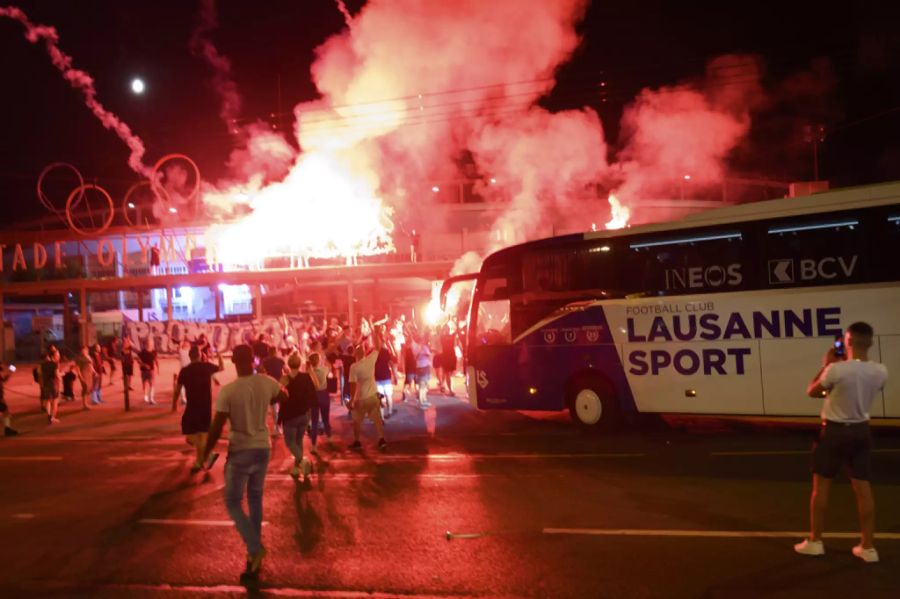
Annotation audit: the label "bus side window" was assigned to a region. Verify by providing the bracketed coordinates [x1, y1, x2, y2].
[882, 214, 900, 281]
[764, 216, 864, 287]
[625, 231, 744, 296]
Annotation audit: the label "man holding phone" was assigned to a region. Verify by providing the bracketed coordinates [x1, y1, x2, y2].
[794, 322, 888, 563]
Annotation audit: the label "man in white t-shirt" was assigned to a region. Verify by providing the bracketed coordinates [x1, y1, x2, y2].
[794, 322, 888, 563]
[203, 344, 285, 585]
[348, 336, 386, 451]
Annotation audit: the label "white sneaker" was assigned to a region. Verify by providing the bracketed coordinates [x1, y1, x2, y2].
[794, 539, 825, 556]
[852, 545, 879, 563]
[301, 457, 311, 478]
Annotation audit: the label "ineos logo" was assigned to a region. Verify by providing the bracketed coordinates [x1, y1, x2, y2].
[665, 264, 742, 290]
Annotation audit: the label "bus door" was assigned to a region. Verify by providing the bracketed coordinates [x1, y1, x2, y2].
[467, 276, 518, 409]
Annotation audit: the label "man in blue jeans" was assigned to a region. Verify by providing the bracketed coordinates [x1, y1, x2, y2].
[203, 345, 285, 585]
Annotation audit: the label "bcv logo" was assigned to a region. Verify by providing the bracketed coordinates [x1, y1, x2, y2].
[769, 255, 857, 285]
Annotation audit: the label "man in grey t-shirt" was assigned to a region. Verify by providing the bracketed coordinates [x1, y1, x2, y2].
[203, 345, 285, 584]
[794, 322, 888, 563]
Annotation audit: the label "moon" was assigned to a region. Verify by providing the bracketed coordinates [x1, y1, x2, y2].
[130, 78, 146, 95]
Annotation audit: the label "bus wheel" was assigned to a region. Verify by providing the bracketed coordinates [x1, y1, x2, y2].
[567, 379, 617, 429]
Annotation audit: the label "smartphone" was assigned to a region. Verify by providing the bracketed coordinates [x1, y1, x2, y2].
[833, 337, 846, 359]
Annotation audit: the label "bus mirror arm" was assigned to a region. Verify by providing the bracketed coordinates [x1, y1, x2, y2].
[440, 273, 478, 310]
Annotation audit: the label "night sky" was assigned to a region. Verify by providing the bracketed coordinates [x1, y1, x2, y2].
[2, 0, 899, 225]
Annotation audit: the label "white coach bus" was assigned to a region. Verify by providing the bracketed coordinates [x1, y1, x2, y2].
[442, 182, 900, 428]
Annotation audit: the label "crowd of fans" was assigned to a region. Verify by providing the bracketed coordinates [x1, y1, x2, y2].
[0, 312, 465, 435]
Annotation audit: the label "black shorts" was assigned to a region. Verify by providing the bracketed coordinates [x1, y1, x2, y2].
[812, 421, 873, 481]
[182, 409, 212, 436]
[0, 398, 8, 413]
[442, 354, 457, 371]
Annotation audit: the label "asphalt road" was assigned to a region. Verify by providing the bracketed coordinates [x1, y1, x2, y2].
[1, 360, 899, 598]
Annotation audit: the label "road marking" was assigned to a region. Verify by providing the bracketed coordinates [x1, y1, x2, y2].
[107, 455, 186, 461]
[542, 528, 900, 540]
[327, 452, 644, 462]
[103, 583, 473, 598]
[138, 519, 270, 527]
[266, 472, 543, 482]
[712, 448, 900, 457]
[711, 450, 809, 456]
[0, 456, 63, 461]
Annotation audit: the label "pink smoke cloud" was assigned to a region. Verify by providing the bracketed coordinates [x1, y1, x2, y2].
[612, 54, 765, 202]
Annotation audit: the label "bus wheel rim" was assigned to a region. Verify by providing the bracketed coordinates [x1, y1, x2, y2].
[575, 389, 602, 424]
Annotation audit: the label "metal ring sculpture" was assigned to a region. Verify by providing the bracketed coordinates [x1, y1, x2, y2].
[121, 180, 164, 231]
[65, 183, 115, 236]
[37, 161, 84, 217]
[150, 153, 201, 212]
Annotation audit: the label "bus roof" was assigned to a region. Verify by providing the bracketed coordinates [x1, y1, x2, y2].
[481, 180, 900, 268]
[586, 180, 900, 241]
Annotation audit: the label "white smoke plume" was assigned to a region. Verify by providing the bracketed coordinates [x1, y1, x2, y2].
[0, 5, 152, 177]
[189, 0, 242, 131]
[189, 0, 296, 213]
[334, 0, 354, 29]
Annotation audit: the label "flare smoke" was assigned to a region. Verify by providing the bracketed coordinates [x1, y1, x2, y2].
[0, 5, 151, 177]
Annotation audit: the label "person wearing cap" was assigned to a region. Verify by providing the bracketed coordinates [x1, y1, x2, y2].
[202, 344, 286, 584]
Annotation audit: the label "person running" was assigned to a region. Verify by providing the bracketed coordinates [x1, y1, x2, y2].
[61, 365, 77, 402]
[1, 362, 19, 436]
[104, 337, 119, 386]
[90, 344, 105, 405]
[412, 334, 433, 408]
[172, 346, 224, 472]
[348, 340, 386, 451]
[307, 352, 332, 454]
[440, 325, 457, 396]
[74, 346, 96, 411]
[39, 347, 61, 422]
[121, 339, 135, 391]
[374, 339, 395, 420]
[279, 353, 316, 480]
[401, 340, 417, 402]
[139, 340, 159, 405]
[794, 322, 888, 563]
[202, 345, 285, 585]
[176, 339, 191, 405]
